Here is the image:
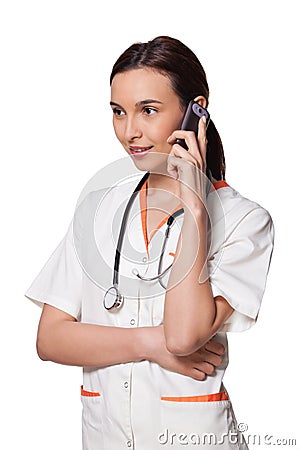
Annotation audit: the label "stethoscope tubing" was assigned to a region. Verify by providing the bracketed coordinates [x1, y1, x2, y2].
[113, 172, 151, 287]
[132, 207, 184, 289]
[104, 170, 212, 310]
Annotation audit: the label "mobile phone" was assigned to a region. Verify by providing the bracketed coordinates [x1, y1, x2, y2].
[175, 100, 212, 189]
[175, 100, 210, 150]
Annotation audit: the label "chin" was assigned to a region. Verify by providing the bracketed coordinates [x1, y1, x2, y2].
[132, 151, 169, 173]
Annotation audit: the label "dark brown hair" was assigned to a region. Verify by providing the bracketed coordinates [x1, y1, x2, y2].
[110, 36, 226, 181]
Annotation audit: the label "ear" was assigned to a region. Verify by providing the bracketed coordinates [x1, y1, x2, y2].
[193, 95, 207, 109]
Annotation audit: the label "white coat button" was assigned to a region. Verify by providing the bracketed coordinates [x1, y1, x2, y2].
[130, 319, 135, 325]
[127, 440, 132, 447]
[142, 256, 147, 263]
[124, 381, 129, 388]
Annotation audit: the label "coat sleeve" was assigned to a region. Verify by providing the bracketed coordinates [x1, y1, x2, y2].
[208, 206, 275, 332]
[24, 217, 83, 321]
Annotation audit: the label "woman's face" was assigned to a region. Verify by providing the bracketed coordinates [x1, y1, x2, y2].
[110, 68, 185, 171]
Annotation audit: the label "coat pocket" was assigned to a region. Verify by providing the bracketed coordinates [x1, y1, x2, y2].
[81, 386, 104, 450]
[159, 392, 243, 449]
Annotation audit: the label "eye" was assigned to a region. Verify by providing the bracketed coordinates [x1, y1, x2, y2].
[143, 107, 157, 115]
[112, 107, 125, 116]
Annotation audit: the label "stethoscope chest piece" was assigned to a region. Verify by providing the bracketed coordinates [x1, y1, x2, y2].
[103, 286, 124, 311]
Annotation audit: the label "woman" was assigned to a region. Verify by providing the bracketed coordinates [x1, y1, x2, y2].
[25, 36, 274, 449]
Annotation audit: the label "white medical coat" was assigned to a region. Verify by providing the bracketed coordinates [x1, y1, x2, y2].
[25, 174, 274, 450]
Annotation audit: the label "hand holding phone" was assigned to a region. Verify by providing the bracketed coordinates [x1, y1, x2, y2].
[175, 100, 212, 191]
[175, 100, 210, 150]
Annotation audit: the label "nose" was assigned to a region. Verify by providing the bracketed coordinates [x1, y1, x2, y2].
[124, 115, 142, 142]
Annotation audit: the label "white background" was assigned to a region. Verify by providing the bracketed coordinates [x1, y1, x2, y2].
[1, 0, 299, 448]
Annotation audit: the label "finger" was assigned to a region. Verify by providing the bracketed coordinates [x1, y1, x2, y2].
[166, 153, 180, 179]
[190, 369, 206, 381]
[171, 144, 198, 164]
[197, 115, 208, 164]
[166, 149, 197, 180]
[193, 348, 223, 366]
[197, 350, 223, 367]
[204, 340, 225, 355]
[167, 130, 202, 160]
[194, 361, 215, 376]
[169, 144, 203, 178]
[167, 130, 196, 143]
[197, 115, 207, 142]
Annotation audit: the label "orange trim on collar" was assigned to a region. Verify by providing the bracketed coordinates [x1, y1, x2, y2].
[140, 181, 149, 252]
[139, 177, 229, 251]
[210, 180, 229, 191]
[140, 180, 183, 252]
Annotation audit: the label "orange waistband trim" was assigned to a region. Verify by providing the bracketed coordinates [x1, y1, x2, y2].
[161, 391, 229, 402]
[81, 386, 101, 397]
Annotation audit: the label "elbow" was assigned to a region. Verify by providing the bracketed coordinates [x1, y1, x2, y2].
[36, 342, 48, 361]
[165, 335, 206, 356]
[165, 328, 214, 356]
[36, 331, 51, 361]
[166, 341, 192, 356]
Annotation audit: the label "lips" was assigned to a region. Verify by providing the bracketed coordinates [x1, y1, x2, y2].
[129, 146, 153, 158]
[129, 146, 153, 153]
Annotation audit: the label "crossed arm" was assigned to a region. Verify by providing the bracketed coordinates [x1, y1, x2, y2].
[37, 206, 235, 379]
[36, 301, 227, 381]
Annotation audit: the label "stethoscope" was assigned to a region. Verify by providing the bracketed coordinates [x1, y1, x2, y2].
[103, 170, 212, 311]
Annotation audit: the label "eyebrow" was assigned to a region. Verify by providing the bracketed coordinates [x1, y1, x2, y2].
[110, 99, 163, 108]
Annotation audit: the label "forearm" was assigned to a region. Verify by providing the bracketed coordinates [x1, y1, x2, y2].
[164, 209, 217, 354]
[37, 320, 154, 368]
